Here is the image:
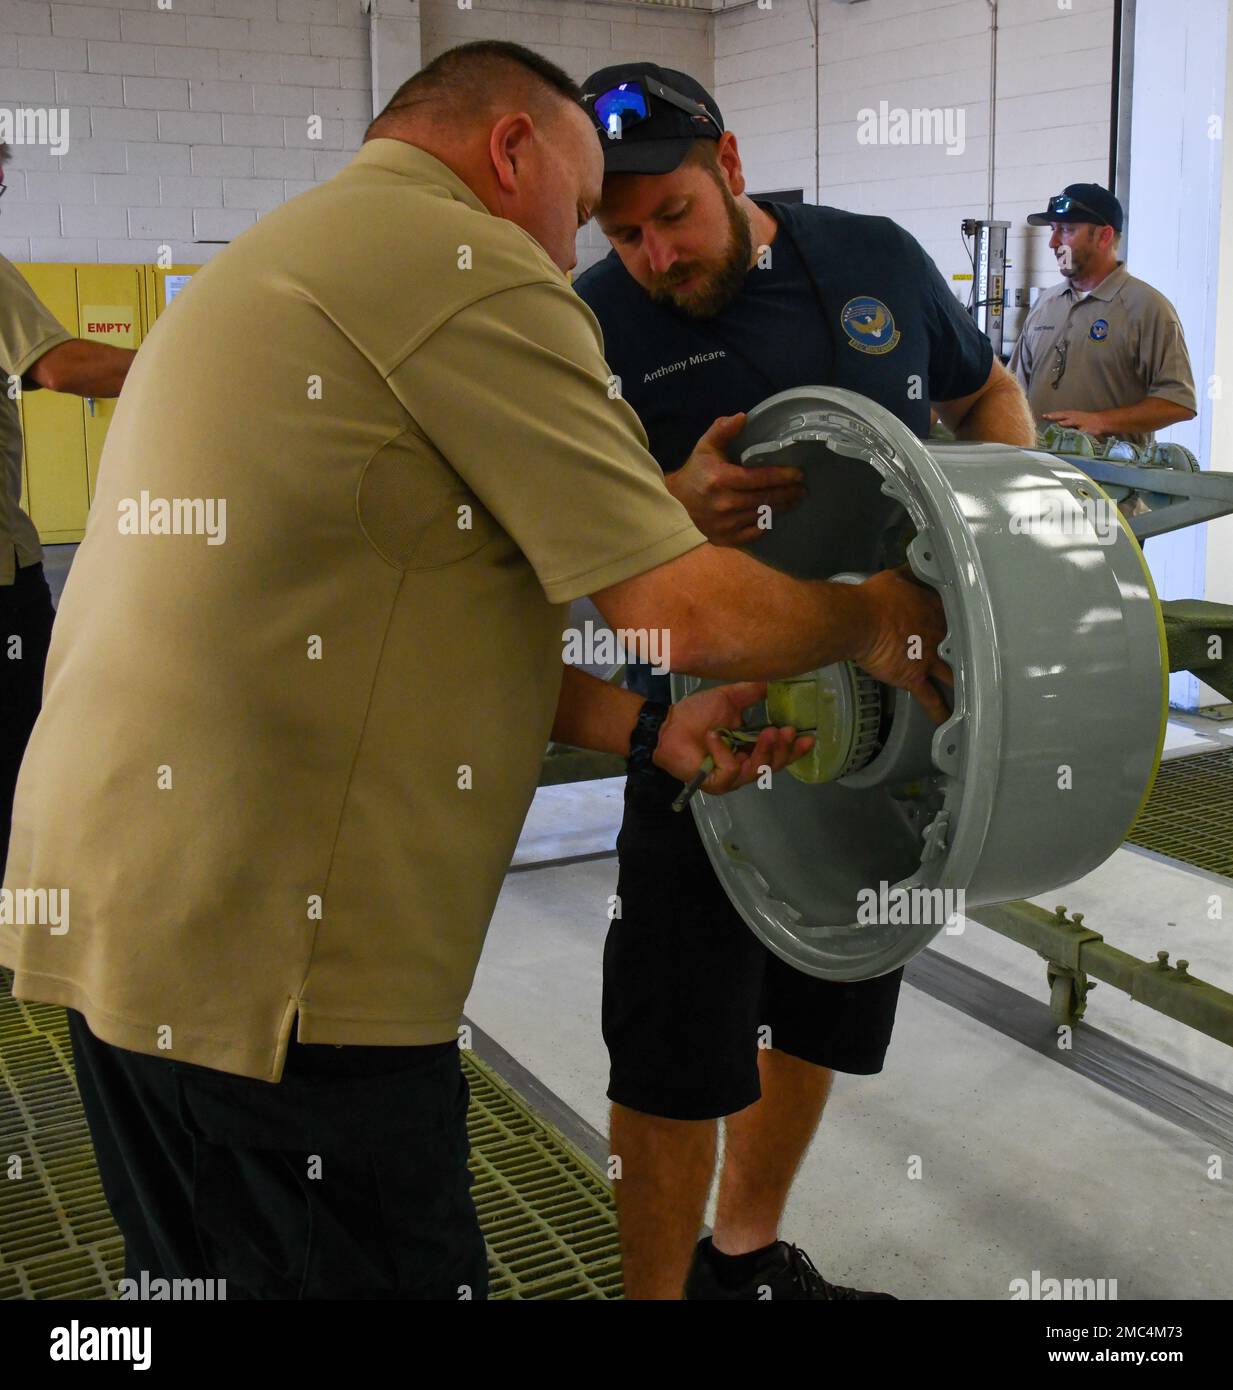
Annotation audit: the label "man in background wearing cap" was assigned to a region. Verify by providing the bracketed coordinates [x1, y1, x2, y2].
[573, 63, 1035, 1301]
[1010, 183, 1196, 447]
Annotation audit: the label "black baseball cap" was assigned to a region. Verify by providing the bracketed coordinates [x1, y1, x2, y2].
[581, 63, 724, 174]
[1027, 183, 1124, 234]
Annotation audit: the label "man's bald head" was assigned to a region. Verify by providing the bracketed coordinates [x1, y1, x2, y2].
[366, 41, 582, 143]
[364, 42, 601, 276]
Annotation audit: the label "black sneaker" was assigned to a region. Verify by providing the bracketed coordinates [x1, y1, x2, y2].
[683, 1236, 897, 1301]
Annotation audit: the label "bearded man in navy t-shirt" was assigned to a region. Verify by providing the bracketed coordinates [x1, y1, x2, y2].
[573, 61, 1034, 1302]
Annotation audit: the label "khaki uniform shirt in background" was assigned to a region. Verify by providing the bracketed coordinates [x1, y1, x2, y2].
[0, 255, 73, 584]
[1009, 263, 1196, 447]
[0, 140, 705, 1081]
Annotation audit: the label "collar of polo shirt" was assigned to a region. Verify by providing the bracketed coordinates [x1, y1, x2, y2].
[350, 139, 491, 218]
[1066, 260, 1130, 303]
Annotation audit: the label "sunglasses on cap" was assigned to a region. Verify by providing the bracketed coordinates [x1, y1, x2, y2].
[590, 78, 722, 141]
[1045, 193, 1105, 223]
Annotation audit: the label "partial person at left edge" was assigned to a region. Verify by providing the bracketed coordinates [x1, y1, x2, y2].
[0, 141, 137, 869]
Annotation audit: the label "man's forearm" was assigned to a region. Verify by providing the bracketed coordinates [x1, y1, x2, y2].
[670, 549, 872, 679]
[1093, 397, 1195, 435]
[951, 374, 1035, 445]
[552, 568, 870, 748]
[551, 664, 645, 754]
[29, 340, 136, 398]
[596, 543, 872, 682]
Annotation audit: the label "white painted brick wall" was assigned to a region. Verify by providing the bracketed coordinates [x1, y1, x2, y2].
[0, 0, 384, 261]
[121, 134, 187, 166]
[714, 0, 1116, 351]
[0, 0, 705, 266]
[51, 5, 123, 42]
[419, 0, 714, 275]
[190, 143, 251, 173]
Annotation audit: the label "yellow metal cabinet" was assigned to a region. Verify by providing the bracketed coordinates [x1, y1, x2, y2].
[15, 262, 198, 544]
[144, 265, 198, 328]
[15, 264, 88, 544]
[76, 265, 145, 503]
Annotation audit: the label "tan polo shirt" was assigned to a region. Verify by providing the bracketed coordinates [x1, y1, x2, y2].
[0, 139, 705, 1081]
[0, 255, 73, 584]
[1009, 263, 1196, 447]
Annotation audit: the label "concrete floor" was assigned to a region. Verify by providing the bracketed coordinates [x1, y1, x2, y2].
[469, 761, 1233, 1301]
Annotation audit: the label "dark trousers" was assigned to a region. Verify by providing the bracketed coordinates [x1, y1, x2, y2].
[0, 557, 55, 874]
[67, 1009, 489, 1300]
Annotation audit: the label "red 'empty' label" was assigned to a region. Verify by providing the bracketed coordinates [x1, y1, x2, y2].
[81, 306, 136, 346]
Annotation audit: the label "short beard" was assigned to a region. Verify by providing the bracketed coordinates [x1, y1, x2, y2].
[648, 180, 754, 319]
[1058, 230, 1097, 279]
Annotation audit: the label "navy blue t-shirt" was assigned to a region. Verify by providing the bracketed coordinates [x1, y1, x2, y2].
[574, 200, 992, 697]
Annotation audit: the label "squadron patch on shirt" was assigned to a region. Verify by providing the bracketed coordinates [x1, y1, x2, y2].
[841, 296, 901, 355]
[1090, 318, 1110, 341]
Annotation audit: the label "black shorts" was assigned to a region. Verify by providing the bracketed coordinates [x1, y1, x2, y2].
[602, 766, 904, 1121]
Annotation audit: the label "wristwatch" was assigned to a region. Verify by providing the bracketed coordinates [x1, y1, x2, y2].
[627, 699, 670, 776]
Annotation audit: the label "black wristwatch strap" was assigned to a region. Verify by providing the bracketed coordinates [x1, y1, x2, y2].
[627, 699, 670, 776]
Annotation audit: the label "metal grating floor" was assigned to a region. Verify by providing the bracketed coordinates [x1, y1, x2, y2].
[1128, 747, 1233, 877]
[465, 1056, 622, 1299]
[0, 968, 622, 1301]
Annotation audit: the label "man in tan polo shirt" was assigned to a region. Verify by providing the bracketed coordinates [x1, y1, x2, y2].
[0, 42, 947, 1300]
